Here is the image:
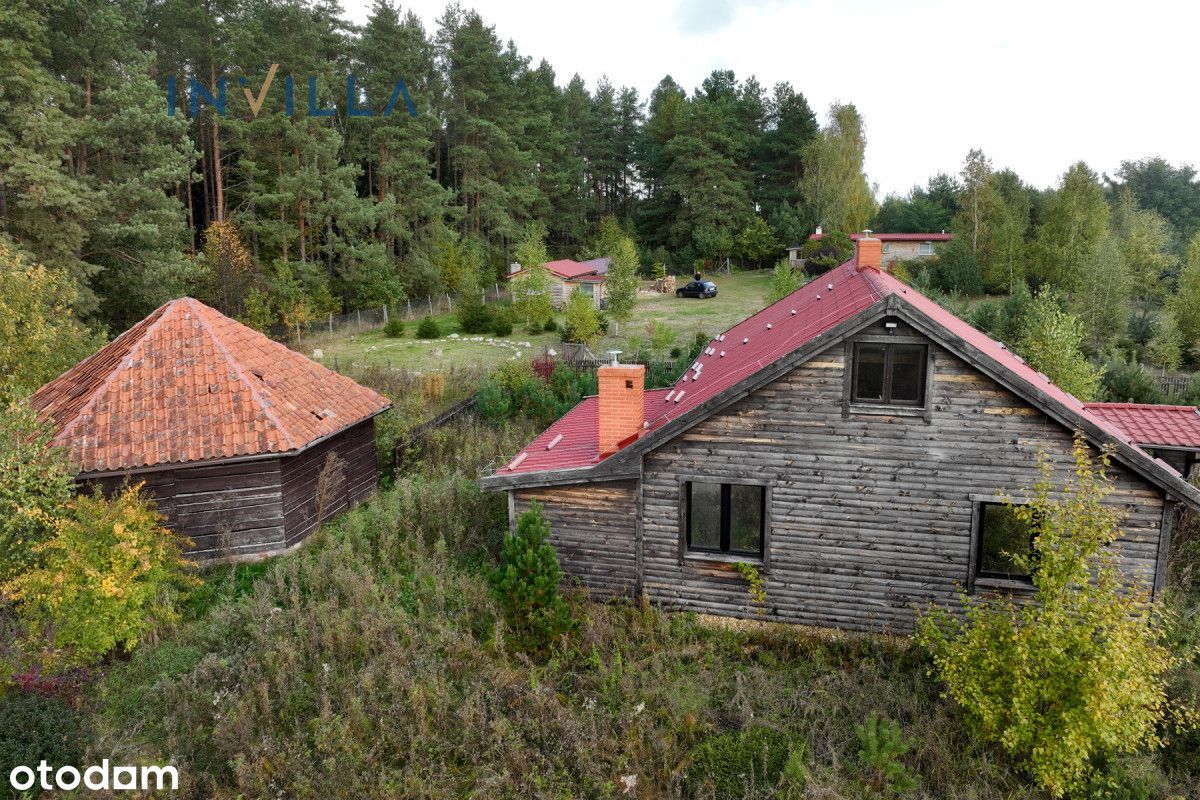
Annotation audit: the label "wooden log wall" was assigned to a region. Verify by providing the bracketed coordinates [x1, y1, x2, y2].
[85, 458, 287, 559]
[83, 418, 379, 561]
[281, 419, 378, 548]
[514, 480, 638, 598]
[639, 320, 1166, 633]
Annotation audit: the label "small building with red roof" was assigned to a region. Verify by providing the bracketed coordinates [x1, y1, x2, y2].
[788, 229, 953, 269]
[1083, 402, 1200, 478]
[33, 297, 391, 560]
[481, 235, 1199, 633]
[506, 257, 610, 308]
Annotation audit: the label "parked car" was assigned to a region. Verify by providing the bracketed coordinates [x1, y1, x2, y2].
[676, 280, 718, 299]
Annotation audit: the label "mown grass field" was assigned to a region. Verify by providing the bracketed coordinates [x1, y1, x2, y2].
[306, 270, 774, 373]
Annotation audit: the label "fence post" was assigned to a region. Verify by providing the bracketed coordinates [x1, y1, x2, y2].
[482, 288, 486, 305]
[446, 292, 453, 313]
[407, 299, 412, 320]
[357, 309, 362, 331]
[428, 297, 434, 316]
[383, 304, 388, 324]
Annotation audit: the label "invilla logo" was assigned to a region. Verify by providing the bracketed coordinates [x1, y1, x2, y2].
[166, 64, 417, 118]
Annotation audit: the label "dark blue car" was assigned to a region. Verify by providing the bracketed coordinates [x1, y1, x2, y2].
[676, 279, 718, 299]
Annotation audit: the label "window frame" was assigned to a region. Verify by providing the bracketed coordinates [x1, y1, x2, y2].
[679, 478, 770, 566]
[967, 497, 1037, 593]
[918, 241, 935, 256]
[849, 341, 929, 408]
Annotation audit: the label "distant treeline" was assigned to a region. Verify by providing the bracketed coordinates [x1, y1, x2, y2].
[2, 0, 1200, 357]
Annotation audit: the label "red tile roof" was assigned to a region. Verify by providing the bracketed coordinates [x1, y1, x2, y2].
[1083, 403, 1200, 449]
[507, 259, 607, 282]
[805, 232, 954, 242]
[32, 298, 391, 474]
[495, 257, 1149, 478]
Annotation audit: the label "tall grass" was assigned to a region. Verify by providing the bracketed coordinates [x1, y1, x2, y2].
[87, 465, 1200, 799]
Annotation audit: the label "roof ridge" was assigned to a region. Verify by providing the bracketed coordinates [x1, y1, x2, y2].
[187, 298, 300, 452]
[52, 299, 176, 445]
[1085, 402, 1199, 411]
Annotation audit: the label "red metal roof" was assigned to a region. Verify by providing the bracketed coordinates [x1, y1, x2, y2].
[805, 232, 954, 243]
[1083, 403, 1200, 449]
[32, 298, 391, 474]
[495, 257, 1154, 478]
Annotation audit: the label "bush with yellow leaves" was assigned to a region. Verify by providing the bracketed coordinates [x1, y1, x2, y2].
[917, 435, 1193, 798]
[3, 484, 197, 672]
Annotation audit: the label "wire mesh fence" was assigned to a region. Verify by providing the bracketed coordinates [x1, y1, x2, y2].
[270, 283, 512, 344]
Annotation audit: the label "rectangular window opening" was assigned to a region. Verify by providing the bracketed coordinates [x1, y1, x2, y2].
[686, 481, 765, 557]
[976, 502, 1035, 583]
[851, 342, 928, 407]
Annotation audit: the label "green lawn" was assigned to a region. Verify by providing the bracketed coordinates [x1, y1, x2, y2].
[306, 269, 774, 373]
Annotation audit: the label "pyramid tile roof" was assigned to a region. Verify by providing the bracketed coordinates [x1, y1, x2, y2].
[32, 298, 391, 474]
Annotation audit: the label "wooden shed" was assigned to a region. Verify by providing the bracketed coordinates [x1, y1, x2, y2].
[32, 298, 391, 560]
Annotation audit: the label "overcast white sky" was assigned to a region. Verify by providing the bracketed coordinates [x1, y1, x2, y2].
[342, 0, 1198, 198]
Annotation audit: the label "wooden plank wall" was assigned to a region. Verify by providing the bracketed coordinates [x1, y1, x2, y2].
[85, 459, 287, 560]
[640, 320, 1166, 633]
[280, 419, 378, 548]
[514, 480, 638, 598]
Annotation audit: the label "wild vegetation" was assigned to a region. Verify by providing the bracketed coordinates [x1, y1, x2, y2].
[1, 362, 1198, 798]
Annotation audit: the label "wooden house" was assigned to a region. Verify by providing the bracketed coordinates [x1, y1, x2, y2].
[788, 231, 953, 270]
[507, 257, 609, 308]
[481, 235, 1200, 633]
[33, 298, 391, 561]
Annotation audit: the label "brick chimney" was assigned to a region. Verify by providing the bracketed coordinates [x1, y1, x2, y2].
[598, 362, 645, 456]
[856, 230, 882, 272]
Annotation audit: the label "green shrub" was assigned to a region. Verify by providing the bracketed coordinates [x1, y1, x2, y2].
[457, 296, 493, 334]
[855, 712, 919, 796]
[543, 317, 558, 333]
[917, 436, 1185, 798]
[5, 485, 197, 671]
[383, 317, 404, 338]
[0, 692, 84, 785]
[0, 399, 74, 586]
[685, 725, 799, 799]
[416, 316, 441, 339]
[487, 501, 576, 653]
[491, 315, 513, 337]
[1101, 354, 1164, 403]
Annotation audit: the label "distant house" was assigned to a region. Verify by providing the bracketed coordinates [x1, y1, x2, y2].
[507, 257, 610, 308]
[481, 234, 1200, 633]
[32, 298, 391, 561]
[788, 231, 953, 269]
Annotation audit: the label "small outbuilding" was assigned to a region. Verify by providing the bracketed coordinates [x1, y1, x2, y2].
[32, 297, 391, 560]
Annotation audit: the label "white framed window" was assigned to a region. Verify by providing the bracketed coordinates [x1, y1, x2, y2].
[918, 241, 935, 256]
[882, 243, 892, 254]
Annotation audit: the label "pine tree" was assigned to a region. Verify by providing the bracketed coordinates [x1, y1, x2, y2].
[488, 500, 576, 653]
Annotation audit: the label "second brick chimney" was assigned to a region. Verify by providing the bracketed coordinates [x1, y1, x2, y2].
[598, 362, 645, 456]
[856, 231, 882, 272]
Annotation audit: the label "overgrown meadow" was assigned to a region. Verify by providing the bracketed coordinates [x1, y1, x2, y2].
[0, 394, 1191, 800]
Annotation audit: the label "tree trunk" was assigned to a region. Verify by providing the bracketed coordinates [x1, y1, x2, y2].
[209, 55, 225, 222]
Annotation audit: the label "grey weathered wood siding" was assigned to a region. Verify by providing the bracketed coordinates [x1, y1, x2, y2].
[640, 322, 1166, 633]
[85, 458, 286, 559]
[514, 480, 638, 597]
[81, 418, 379, 561]
[280, 419, 378, 548]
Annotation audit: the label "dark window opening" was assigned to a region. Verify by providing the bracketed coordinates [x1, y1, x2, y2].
[976, 502, 1035, 582]
[851, 342, 927, 406]
[686, 481, 765, 557]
